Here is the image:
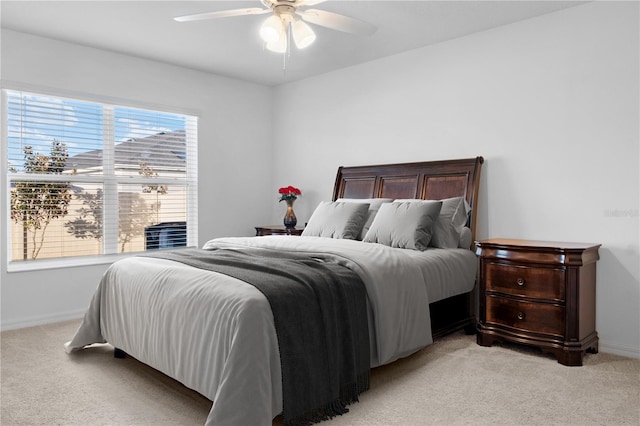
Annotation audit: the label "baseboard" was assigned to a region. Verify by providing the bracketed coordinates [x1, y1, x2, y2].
[0, 309, 85, 332]
[599, 341, 640, 359]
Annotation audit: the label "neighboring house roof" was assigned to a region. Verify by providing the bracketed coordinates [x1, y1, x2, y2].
[66, 130, 186, 172]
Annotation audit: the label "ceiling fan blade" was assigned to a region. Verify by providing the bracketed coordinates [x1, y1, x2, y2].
[174, 8, 270, 22]
[298, 9, 377, 36]
[299, 0, 328, 6]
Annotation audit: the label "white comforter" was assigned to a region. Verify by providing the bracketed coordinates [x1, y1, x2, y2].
[65, 236, 476, 425]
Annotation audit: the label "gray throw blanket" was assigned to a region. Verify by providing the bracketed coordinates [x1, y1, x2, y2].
[142, 248, 370, 426]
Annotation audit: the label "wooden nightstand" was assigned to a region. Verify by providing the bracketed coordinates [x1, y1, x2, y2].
[475, 238, 600, 366]
[255, 226, 303, 236]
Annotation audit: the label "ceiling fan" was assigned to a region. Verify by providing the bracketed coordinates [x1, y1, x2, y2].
[174, 0, 377, 53]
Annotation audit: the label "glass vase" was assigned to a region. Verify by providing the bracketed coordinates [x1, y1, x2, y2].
[283, 199, 297, 229]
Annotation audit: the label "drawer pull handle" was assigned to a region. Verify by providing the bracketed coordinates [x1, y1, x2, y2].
[517, 312, 525, 320]
[516, 278, 525, 287]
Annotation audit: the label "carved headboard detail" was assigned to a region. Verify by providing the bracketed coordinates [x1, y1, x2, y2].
[332, 157, 484, 242]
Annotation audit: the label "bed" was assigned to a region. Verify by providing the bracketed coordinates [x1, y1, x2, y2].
[65, 156, 484, 426]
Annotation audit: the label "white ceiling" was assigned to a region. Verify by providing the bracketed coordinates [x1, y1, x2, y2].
[1, 1, 586, 87]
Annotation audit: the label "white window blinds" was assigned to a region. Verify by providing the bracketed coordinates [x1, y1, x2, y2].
[5, 90, 198, 264]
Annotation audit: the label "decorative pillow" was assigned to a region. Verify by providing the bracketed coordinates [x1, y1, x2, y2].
[336, 198, 394, 239]
[431, 197, 472, 249]
[458, 226, 472, 249]
[301, 201, 370, 240]
[393, 197, 471, 248]
[363, 200, 442, 250]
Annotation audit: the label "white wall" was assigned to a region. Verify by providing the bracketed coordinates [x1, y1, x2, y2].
[272, 2, 640, 357]
[1, 30, 274, 329]
[2, 2, 639, 358]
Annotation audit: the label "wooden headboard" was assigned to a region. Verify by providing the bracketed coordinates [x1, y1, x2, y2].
[332, 156, 484, 242]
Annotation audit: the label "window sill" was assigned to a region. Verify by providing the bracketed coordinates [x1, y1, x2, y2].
[7, 247, 197, 273]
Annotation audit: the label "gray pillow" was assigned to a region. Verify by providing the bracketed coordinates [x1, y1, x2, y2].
[336, 198, 394, 239]
[363, 201, 443, 250]
[301, 201, 370, 239]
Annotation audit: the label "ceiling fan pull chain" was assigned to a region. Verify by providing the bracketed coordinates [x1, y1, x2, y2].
[282, 26, 286, 71]
[287, 22, 292, 58]
[282, 21, 291, 71]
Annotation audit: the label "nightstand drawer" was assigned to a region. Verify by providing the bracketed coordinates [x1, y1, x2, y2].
[486, 296, 565, 337]
[485, 262, 565, 301]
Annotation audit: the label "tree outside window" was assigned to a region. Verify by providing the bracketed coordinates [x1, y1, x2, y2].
[9, 141, 70, 260]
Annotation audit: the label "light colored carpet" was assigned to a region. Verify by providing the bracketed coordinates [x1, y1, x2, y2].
[1, 319, 638, 425]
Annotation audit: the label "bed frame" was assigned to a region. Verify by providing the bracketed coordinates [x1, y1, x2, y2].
[332, 156, 484, 338]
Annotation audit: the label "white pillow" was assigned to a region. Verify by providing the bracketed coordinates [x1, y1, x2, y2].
[458, 226, 472, 249]
[363, 200, 442, 250]
[301, 201, 370, 239]
[336, 198, 394, 239]
[431, 197, 472, 249]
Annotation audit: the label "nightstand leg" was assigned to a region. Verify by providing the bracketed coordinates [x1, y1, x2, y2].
[557, 350, 584, 367]
[476, 331, 493, 347]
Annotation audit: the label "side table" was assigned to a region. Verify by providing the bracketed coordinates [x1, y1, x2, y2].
[255, 226, 303, 236]
[475, 238, 601, 366]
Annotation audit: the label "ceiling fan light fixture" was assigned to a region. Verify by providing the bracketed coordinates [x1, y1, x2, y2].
[266, 34, 288, 53]
[292, 20, 316, 49]
[260, 15, 284, 43]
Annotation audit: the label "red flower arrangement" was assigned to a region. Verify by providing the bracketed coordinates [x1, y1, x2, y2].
[278, 185, 301, 202]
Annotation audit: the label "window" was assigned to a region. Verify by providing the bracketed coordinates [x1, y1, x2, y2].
[4, 90, 197, 268]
